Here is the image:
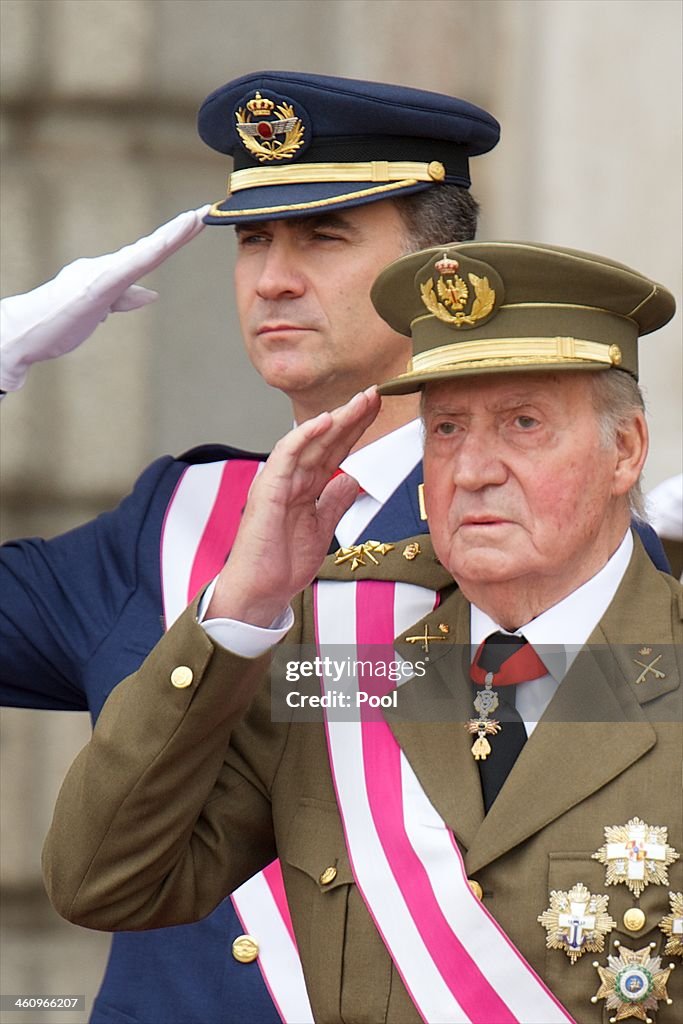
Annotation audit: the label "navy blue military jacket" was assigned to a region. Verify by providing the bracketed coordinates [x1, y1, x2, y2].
[0, 446, 429, 1024]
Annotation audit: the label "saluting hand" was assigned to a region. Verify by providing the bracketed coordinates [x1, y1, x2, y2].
[207, 387, 381, 626]
[0, 206, 209, 392]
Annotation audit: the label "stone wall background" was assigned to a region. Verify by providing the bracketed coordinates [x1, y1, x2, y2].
[0, 1, 680, 1020]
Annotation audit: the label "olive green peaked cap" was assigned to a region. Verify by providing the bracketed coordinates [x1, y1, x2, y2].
[374, 241, 676, 394]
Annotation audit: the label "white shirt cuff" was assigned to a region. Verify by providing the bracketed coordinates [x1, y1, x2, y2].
[198, 578, 295, 657]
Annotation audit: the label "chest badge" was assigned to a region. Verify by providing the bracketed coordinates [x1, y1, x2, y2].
[591, 941, 675, 1021]
[659, 892, 683, 959]
[592, 818, 680, 897]
[538, 882, 616, 963]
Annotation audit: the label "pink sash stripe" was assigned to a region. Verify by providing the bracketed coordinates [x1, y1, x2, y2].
[159, 457, 311, 1023]
[315, 578, 575, 1024]
[355, 584, 515, 1024]
[262, 860, 297, 950]
[187, 460, 261, 602]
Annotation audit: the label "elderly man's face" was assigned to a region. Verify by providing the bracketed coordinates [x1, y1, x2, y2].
[422, 372, 636, 606]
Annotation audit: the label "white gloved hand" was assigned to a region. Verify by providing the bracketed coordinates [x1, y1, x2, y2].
[0, 205, 211, 392]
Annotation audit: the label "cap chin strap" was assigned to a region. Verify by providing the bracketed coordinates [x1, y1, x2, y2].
[207, 178, 427, 219]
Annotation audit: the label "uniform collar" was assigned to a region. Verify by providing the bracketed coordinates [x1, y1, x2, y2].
[339, 418, 422, 504]
[470, 529, 633, 683]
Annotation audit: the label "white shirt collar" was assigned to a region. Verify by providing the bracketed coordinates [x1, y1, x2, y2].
[470, 529, 633, 683]
[339, 418, 423, 504]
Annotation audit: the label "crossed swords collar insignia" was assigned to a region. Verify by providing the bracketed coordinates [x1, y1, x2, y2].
[538, 821, 680, 1019]
[632, 647, 667, 686]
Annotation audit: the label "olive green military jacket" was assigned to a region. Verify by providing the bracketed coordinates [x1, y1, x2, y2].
[44, 536, 682, 1023]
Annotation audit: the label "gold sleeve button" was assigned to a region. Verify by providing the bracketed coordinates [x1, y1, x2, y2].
[232, 934, 259, 963]
[319, 866, 337, 886]
[170, 665, 193, 689]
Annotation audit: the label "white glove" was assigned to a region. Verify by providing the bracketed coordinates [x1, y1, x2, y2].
[0, 205, 210, 392]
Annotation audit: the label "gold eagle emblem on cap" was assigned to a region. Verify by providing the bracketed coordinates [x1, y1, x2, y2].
[235, 92, 305, 162]
[420, 255, 496, 328]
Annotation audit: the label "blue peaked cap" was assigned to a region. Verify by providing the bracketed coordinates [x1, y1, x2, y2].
[198, 71, 500, 224]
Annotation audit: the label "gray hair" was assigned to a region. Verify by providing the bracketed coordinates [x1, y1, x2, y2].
[588, 370, 647, 519]
[393, 184, 479, 252]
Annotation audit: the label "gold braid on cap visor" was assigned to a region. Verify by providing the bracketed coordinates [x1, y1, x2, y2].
[206, 160, 446, 217]
[227, 160, 446, 191]
[403, 337, 624, 375]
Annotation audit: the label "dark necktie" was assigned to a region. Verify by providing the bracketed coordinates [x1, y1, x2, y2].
[471, 632, 546, 812]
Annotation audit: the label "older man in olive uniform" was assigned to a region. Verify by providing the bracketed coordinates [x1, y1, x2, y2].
[44, 242, 682, 1023]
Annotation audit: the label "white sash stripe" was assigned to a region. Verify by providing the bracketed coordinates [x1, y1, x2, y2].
[160, 462, 224, 627]
[315, 578, 575, 1024]
[160, 458, 312, 1023]
[317, 581, 467, 1023]
[399, 756, 572, 1023]
[231, 874, 314, 1024]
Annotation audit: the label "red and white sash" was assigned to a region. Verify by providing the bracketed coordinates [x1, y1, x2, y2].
[314, 578, 575, 1024]
[160, 459, 314, 1024]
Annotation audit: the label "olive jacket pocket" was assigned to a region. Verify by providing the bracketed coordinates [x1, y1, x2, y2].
[281, 798, 392, 1024]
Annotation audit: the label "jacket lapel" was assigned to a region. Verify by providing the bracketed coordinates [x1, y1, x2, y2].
[464, 646, 656, 873]
[356, 461, 427, 543]
[463, 539, 676, 873]
[387, 587, 486, 851]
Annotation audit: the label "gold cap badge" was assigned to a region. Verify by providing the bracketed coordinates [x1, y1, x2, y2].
[419, 255, 496, 329]
[235, 92, 305, 162]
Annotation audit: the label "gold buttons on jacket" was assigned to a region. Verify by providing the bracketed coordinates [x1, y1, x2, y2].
[232, 934, 259, 963]
[170, 665, 193, 689]
[319, 866, 337, 886]
[623, 907, 646, 932]
[468, 879, 483, 901]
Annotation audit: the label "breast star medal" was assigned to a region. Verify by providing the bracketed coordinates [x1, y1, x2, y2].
[538, 882, 616, 963]
[659, 892, 683, 959]
[593, 818, 680, 898]
[591, 942, 675, 1021]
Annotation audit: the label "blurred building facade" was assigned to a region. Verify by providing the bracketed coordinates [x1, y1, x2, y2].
[1, 1, 681, 1021]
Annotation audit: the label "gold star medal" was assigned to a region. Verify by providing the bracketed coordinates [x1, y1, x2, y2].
[538, 882, 616, 963]
[593, 818, 680, 897]
[591, 942, 675, 1021]
[659, 892, 683, 959]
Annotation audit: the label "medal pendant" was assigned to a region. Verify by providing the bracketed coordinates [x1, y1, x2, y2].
[472, 735, 491, 760]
